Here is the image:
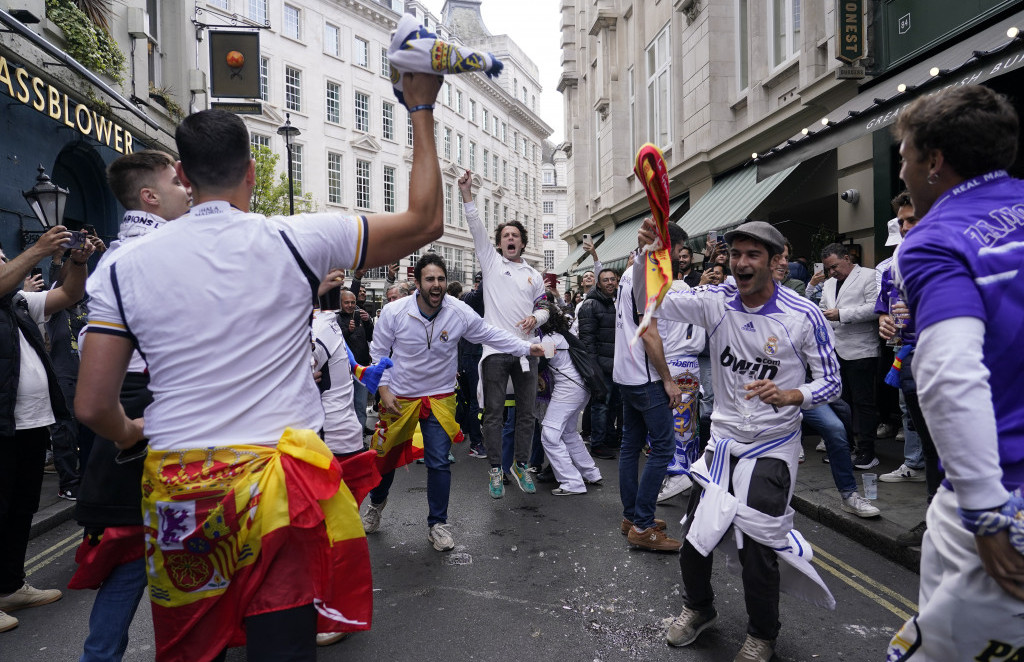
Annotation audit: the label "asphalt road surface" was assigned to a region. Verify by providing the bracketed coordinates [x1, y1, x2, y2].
[4, 448, 918, 661]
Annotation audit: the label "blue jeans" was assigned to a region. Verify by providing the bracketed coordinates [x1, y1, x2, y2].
[81, 559, 147, 662]
[899, 390, 924, 469]
[352, 378, 369, 431]
[803, 405, 857, 496]
[369, 412, 451, 526]
[617, 381, 675, 530]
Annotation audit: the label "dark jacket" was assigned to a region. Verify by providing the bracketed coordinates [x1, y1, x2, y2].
[75, 372, 152, 528]
[576, 287, 616, 375]
[338, 309, 373, 365]
[0, 291, 71, 436]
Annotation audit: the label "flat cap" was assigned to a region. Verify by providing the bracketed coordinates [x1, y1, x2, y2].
[724, 221, 785, 255]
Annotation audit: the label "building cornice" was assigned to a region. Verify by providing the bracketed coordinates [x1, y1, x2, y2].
[466, 72, 553, 138]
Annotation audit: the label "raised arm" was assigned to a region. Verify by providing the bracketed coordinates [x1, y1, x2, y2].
[361, 73, 444, 267]
[459, 169, 499, 275]
[0, 225, 71, 296]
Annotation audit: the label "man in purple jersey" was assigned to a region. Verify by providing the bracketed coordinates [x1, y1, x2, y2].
[887, 85, 1024, 660]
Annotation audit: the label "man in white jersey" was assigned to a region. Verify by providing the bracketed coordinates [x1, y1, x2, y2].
[362, 254, 543, 551]
[614, 223, 687, 552]
[459, 171, 549, 498]
[646, 221, 841, 662]
[75, 73, 444, 661]
[69, 150, 190, 661]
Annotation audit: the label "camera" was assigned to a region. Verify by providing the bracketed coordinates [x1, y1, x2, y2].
[840, 189, 860, 204]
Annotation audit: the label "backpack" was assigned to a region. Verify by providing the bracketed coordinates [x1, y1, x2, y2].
[556, 331, 609, 402]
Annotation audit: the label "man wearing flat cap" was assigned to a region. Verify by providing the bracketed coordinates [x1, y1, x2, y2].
[637, 220, 841, 662]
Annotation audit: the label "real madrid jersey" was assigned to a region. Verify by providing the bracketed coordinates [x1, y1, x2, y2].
[655, 281, 841, 441]
[85, 201, 368, 451]
[312, 311, 363, 455]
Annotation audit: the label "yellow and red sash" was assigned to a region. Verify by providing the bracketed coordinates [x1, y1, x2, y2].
[370, 393, 463, 474]
[141, 428, 371, 662]
[632, 143, 674, 344]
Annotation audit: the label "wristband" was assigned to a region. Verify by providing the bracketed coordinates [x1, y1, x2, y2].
[408, 104, 434, 113]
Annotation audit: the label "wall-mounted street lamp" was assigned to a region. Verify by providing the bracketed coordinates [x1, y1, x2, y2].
[21, 164, 68, 249]
[276, 113, 300, 215]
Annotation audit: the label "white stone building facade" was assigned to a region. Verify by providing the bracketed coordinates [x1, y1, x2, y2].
[205, 0, 552, 301]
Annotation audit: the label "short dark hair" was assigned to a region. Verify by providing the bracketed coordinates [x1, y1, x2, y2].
[106, 150, 176, 210]
[893, 86, 1018, 180]
[784, 240, 793, 256]
[447, 281, 463, 297]
[175, 110, 252, 193]
[678, 245, 693, 257]
[890, 191, 912, 214]
[414, 253, 447, 282]
[668, 223, 688, 249]
[820, 243, 849, 261]
[494, 220, 528, 248]
[711, 263, 729, 275]
[597, 268, 618, 282]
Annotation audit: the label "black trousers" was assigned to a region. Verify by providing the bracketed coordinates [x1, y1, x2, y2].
[211, 604, 318, 662]
[680, 454, 790, 642]
[839, 356, 879, 458]
[900, 350, 944, 500]
[0, 426, 49, 593]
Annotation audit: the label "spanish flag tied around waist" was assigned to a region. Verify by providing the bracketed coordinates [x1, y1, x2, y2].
[141, 429, 371, 662]
[387, 13, 503, 109]
[632, 143, 674, 345]
[371, 393, 464, 474]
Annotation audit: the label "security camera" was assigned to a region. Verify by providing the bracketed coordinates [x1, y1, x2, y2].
[840, 189, 860, 204]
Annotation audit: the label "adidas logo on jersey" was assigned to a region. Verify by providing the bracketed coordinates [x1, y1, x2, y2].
[720, 345, 780, 381]
[741, 322, 756, 332]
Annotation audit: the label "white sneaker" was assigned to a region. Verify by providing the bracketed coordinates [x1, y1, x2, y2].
[657, 474, 692, 502]
[841, 493, 881, 518]
[0, 583, 61, 612]
[428, 523, 455, 551]
[895, 427, 906, 443]
[316, 632, 349, 646]
[876, 423, 897, 438]
[815, 440, 826, 452]
[0, 610, 17, 632]
[880, 463, 925, 482]
[361, 499, 386, 533]
[798, 448, 806, 464]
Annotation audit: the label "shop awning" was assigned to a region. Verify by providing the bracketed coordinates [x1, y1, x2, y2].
[756, 11, 1024, 178]
[677, 164, 798, 242]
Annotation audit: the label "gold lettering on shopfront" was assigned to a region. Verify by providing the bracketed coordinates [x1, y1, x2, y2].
[0, 55, 135, 154]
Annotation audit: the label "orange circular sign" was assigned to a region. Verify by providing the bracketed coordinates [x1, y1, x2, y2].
[225, 50, 245, 68]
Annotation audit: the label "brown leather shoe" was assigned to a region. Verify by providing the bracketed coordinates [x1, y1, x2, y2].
[620, 517, 667, 535]
[627, 525, 682, 551]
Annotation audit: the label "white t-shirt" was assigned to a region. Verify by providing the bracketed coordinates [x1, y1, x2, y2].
[85, 201, 368, 451]
[612, 265, 658, 386]
[661, 280, 705, 364]
[465, 201, 546, 359]
[14, 291, 54, 429]
[312, 311, 363, 455]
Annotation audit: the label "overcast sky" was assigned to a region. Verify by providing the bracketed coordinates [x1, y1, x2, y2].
[419, 0, 565, 143]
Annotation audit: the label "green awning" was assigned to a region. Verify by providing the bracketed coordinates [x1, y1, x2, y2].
[678, 165, 797, 242]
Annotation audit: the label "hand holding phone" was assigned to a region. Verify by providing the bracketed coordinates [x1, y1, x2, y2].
[64, 231, 88, 250]
[582, 233, 593, 251]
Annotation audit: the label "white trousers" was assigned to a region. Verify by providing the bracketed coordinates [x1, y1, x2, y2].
[541, 379, 600, 493]
[887, 487, 1024, 660]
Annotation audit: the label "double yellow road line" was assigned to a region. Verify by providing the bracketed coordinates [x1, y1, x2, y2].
[811, 543, 918, 622]
[25, 531, 81, 578]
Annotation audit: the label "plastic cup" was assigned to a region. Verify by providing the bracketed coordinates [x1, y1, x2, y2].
[542, 340, 556, 358]
[863, 473, 878, 500]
